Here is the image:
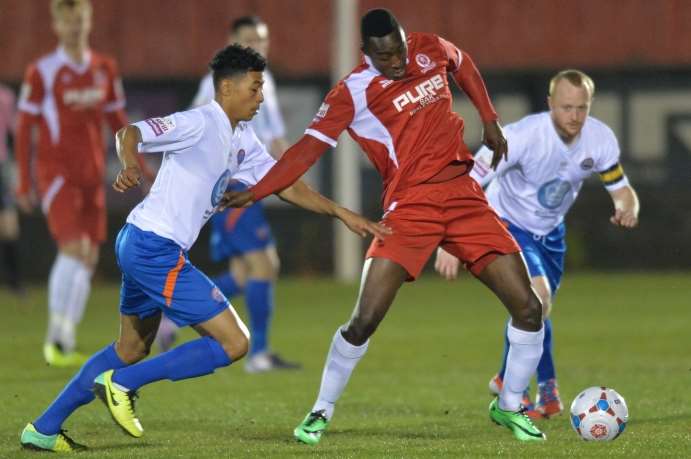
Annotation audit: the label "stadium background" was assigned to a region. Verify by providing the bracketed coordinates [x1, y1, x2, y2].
[1, 0, 690, 279]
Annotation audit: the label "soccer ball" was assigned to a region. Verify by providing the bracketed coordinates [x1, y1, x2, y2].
[570, 387, 629, 441]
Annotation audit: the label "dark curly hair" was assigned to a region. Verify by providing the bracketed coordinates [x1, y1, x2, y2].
[209, 44, 266, 90]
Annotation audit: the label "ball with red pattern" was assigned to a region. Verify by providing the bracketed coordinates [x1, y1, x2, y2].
[570, 386, 629, 441]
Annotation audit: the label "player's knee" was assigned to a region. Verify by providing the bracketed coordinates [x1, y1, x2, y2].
[115, 339, 151, 364]
[343, 315, 379, 346]
[225, 335, 249, 361]
[511, 292, 543, 331]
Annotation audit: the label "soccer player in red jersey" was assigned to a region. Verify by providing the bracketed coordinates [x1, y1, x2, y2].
[15, 0, 150, 367]
[224, 9, 546, 442]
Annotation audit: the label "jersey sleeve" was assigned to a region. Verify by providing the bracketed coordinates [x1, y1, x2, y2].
[596, 129, 629, 191]
[304, 81, 355, 147]
[133, 110, 204, 153]
[470, 120, 526, 186]
[438, 36, 463, 72]
[233, 127, 277, 186]
[103, 58, 126, 113]
[190, 74, 215, 108]
[17, 64, 44, 115]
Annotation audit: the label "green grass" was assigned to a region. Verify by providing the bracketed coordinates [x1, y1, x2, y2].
[1, 272, 690, 457]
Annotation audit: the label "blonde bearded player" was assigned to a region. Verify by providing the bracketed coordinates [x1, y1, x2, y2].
[435, 70, 640, 419]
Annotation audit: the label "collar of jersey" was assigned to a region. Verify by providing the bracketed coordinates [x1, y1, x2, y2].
[57, 46, 92, 74]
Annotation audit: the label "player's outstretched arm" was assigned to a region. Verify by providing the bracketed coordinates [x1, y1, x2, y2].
[113, 125, 144, 193]
[221, 135, 331, 208]
[277, 180, 391, 240]
[608, 185, 640, 228]
[14, 112, 39, 213]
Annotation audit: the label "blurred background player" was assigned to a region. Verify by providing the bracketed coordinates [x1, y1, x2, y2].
[15, 0, 150, 367]
[435, 69, 640, 419]
[156, 15, 299, 373]
[0, 83, 24, 295]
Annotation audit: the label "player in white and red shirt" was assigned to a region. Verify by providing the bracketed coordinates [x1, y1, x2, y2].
[225, 9, 546, 442]
[15, 0, 151, 367]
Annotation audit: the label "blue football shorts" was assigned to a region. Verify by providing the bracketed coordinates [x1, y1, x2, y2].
[506, 220, 566, 295]
[116, 223, 229, 327]
[208, 182, 274, 263]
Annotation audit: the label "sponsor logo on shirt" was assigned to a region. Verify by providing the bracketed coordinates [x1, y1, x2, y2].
[62, 87, 105, 108]
[315, 103, 330, 119]
[211, 169, 233, 207]
[237, 149, 245, 165]
[537, 179, 572, 209]
[393, 74, 444, 113]
[380, 79, 394, 88]
[145, 117, 176, 136]
[415, 53, 436, 73]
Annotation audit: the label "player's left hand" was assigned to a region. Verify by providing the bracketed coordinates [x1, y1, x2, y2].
[335, 207, 392, 240]
[482, 120, 508, 170]
[219, 190, 254, 209]
[434, 247, 460, 280]
[610, 207, 638, 228]
[113, 166, 142, 192]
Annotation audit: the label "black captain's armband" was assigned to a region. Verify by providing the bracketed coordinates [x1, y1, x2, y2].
[599, 163, 625, 186]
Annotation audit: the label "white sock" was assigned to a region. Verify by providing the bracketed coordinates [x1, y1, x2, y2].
[46, 254, 90, 352]
[499, 322, 544, 412]
[61, 261, 92, 351]
[312, 328, 369, 420]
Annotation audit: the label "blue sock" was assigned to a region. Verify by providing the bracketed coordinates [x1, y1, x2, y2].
[112, 336, 231, 391]
[244, 279, 273, 356]
[498, 320, 510, 379]
[213, 272, 242, 299]
[34, 344, 126, 435]
[536, 318, 555, 382]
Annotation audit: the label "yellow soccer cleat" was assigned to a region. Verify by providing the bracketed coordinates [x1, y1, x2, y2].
[44, 344, 89, 368]
[20, 423, 87, 452]
[93, 370, 144, 438]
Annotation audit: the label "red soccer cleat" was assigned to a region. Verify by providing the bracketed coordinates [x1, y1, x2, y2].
[536, 378, 564, 418]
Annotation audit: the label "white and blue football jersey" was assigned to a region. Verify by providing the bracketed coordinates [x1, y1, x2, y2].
[126, 100, 276, 250]
[470, 112, 628, 235]
[191, 69, 286, 147]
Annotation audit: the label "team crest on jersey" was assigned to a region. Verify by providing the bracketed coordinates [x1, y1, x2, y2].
[537, 179, 572, 209]
[580, 157, 594, 170]
[237, 149, 246, 165]
[145, 117, 176, 137]
[415, 53, 436, 73]
[211, 286, 226, 303]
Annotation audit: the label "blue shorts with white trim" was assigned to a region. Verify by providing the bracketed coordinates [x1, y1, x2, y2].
[115, 223, 228, 327]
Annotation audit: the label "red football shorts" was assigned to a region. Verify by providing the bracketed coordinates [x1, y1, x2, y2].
[39, 175, 107, 245]
[366, 174, 519, 280]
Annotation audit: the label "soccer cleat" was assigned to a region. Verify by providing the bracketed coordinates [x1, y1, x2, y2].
[93, 370, 144, 438]
[43, 343, 88, 368]
[536, 378, 564, 418]
[293, 410, 329, 445]
[489, 397, 546, 442]
[20, 423, 87, 452]
[488, 373, 540, 419]
[245, 352, 302, 373]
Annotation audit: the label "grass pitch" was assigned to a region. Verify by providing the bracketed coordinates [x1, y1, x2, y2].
[0, 272, 689, 457]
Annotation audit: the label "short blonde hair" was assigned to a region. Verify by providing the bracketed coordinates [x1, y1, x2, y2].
[51, 0, 92, 18]
[549, 69, 595, 98]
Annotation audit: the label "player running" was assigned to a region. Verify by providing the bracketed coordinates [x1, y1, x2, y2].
[157, 16, 299, 373]
[15, 0, 151, 367]
[223, 9, 547, 442]
[19, 44, 388, 452]
[435, 69, 640, 419]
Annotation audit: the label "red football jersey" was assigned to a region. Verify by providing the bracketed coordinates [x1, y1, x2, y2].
[306, 32, 490, 202]
[17, 47, 126, 189]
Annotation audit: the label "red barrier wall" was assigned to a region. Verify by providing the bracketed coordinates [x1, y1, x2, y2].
[1, 0, 689, 80]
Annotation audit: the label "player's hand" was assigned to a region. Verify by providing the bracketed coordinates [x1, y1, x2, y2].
[610, 207, 638, 228]
[434, 247, 460, 280]
[113, 165, 143, 192]
[335, 207, 392, 240]
[482, 120, 508, 170]
[16, 193, 36, 214]
[219, 190, 254, 209]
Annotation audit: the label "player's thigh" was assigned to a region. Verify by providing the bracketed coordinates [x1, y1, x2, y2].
[81, 184, 107, 248]
[241, 249, 276, 280]
[42, 178, 85, 246]
[192, 305, 249, 361]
